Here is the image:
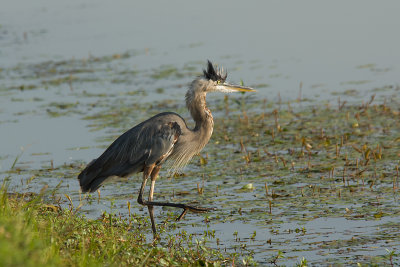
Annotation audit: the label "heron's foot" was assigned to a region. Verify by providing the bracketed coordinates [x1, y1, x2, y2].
[176, 205, 216, 221]
[152, 232, 160, 243]
[140, 200, 215, 221]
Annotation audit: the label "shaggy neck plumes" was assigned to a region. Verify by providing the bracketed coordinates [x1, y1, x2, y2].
[167, 80, 214, 174]
[185, 81, 213, 131]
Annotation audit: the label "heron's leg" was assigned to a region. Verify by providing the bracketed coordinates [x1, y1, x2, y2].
[137, 165, 159, 237]
[137, 165, 153, 206]
[147, 165, 160, 236]
[139, 165, 215, 222]
[145, 179, 214, 220]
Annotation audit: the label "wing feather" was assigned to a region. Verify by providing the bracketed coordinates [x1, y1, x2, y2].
[78, 116, 181, 192]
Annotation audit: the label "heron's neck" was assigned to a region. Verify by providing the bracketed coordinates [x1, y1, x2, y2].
[185, 89, 214, 134]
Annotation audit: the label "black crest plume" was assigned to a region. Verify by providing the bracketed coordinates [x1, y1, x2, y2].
[203, 60, 227, 82]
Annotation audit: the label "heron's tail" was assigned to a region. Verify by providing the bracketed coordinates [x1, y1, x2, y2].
[78, 158, 143, 193]
[78, 159, 109, 193]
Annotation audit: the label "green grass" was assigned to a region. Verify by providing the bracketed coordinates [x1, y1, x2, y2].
[0, 187, 229, 266]
[0, 191, 62, 266]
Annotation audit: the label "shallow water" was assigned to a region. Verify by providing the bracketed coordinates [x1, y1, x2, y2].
[1, 0, 400, 265]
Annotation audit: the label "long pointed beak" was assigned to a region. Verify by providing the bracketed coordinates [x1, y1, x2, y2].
[216, 83, 256, 93]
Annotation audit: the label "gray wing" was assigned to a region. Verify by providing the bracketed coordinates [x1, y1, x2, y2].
[78, 115, 182, 192]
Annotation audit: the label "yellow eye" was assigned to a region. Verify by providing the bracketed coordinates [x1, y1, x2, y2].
[217, 80, 222, 84]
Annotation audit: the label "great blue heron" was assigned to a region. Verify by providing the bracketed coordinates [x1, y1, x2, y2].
[78, 61, 255, 236]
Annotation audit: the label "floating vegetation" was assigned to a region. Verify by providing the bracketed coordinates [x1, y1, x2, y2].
[150, 64, 197, 80]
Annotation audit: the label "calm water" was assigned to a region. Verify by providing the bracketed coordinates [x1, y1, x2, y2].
[1, 0, 399, 165]
[1, 1, 400, 264]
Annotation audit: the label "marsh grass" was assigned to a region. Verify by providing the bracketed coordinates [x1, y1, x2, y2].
[0, 185, 230, 266]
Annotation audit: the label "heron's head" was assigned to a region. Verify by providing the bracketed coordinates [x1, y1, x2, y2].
[191, 60, 255, 94]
